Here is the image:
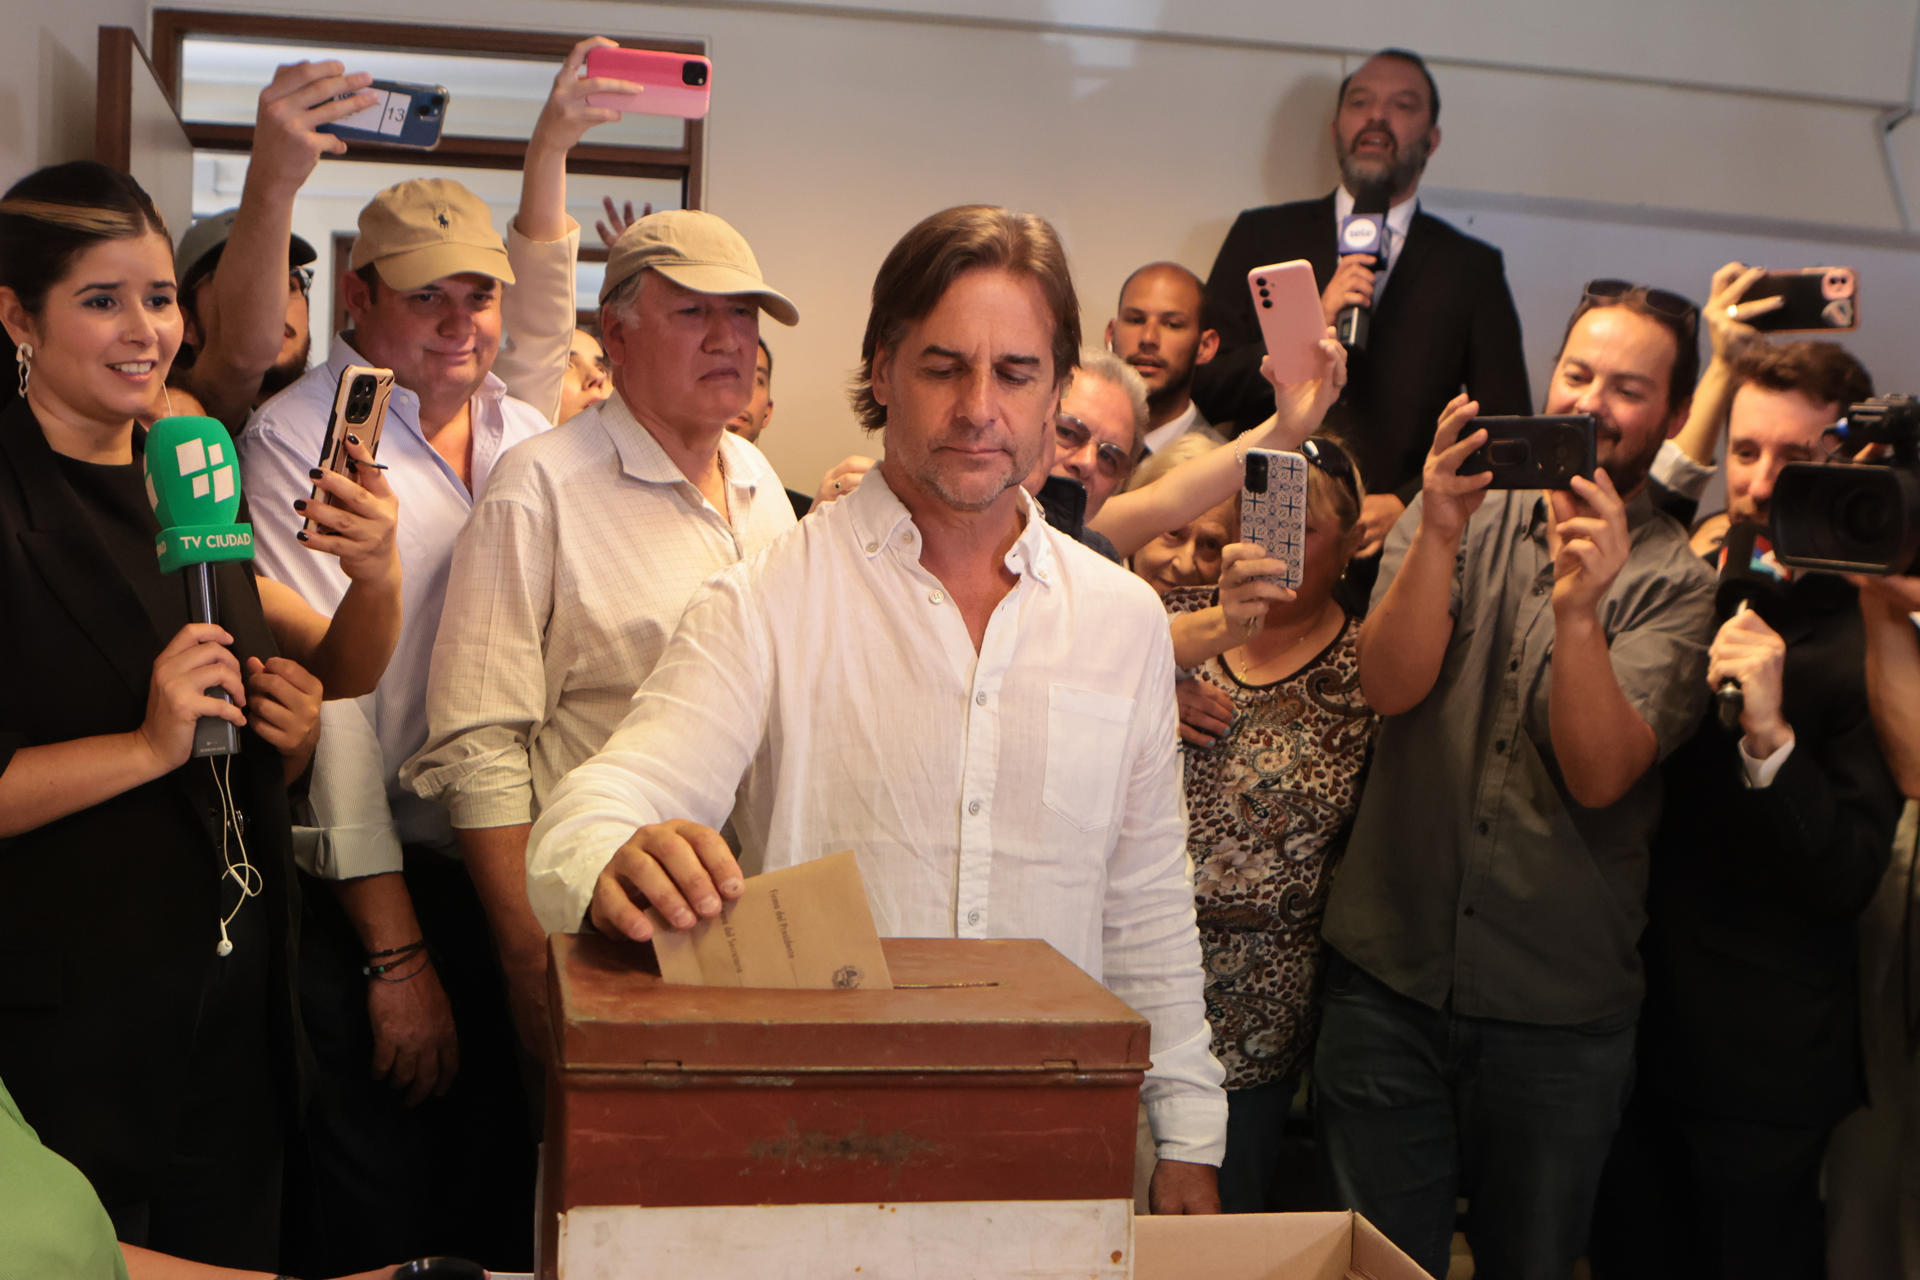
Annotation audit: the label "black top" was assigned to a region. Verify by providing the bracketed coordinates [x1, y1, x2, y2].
[0, 401, 302, 1210]
[1193, 192, 1533, 502]
[1640, 567, 1900, 1126]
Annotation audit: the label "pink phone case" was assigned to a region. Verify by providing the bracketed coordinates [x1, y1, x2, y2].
[584, 47, 714, 120]
[1246, 260, 1325, 383]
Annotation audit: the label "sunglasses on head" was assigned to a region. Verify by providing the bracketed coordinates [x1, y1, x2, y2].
[1581, 278, 1699, 335]
[1300, 436, 1358, 499]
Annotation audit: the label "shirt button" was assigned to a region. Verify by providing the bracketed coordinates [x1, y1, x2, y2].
[929, 589, 946, 605]
[1494, 738, 1507, 754]
[1533, 584, 1547, 597]
[1508, 658, 1520, 673]
[903, 530, 915, 545]
[865, 542, 879, 554]
[966, 909, 982, 927]
[1476, 820, 1490, 836]
[967, 799, 982, 816]
[1463, 905, 1477, 918]
[975, 692, 988, 706]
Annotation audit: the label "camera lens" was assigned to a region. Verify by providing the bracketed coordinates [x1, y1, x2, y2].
[682, 61, 708, 87]
[1247, 456, 1267, 491]
[1838, 488, 1893, 546]
[352, 375, 375, 396]
[419, 96, 444, 119]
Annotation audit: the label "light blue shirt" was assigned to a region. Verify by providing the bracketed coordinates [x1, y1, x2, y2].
[238, 337, 550, 875]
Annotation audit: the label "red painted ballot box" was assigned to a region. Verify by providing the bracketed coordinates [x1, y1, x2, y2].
[538, 933, 1150, 1273]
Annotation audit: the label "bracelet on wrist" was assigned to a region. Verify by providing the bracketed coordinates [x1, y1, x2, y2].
[367, 938, 426, 960]
[362, 940, 428, 978]
[365, 951, 431, 983]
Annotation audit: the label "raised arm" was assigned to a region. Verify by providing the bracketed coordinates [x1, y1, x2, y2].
[186, 63, 375, 431]
[1358, 396, 1489, 714]
[1090, 337, 1345, 557]
[494, 37, 623, 421]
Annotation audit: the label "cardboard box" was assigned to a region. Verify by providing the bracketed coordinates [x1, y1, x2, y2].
[1133, 1210, 1433, 1280]
[540, 935, 1152, 1276]
[547, 1203, 1432, 1280]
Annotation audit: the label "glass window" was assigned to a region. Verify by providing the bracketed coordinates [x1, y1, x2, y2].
[179, 34, 688, 148]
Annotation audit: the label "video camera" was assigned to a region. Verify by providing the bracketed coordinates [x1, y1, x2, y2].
[1771, 394, 1920, 575]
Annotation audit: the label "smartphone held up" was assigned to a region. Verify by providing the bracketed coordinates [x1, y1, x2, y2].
[318, 80, 450, 149]
[1459, 415, 1598, 490]
[584, 47, 714, 119]
[1241, 448, 1308, 591]
[305, 365, 392, 536]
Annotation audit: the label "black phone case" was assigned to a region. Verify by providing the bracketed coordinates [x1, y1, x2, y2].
[1742, 268, 1857, 332]
[1037, 474, 1088, 541]
[1460, 415, 1598, 489]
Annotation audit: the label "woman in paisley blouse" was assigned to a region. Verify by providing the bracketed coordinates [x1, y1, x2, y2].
[1157, 436, 1378, 1214]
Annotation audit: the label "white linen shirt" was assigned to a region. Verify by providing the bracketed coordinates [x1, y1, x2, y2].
[238, 338, 551, 874]
[401, 393, 797, 828]
[527, 469, 1228, 1163]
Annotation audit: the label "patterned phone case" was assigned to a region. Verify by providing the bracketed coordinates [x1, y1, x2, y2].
[1241, 448, 1308, 590]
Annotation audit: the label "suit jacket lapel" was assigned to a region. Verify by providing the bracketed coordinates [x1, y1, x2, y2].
[1372, 208, 1437, 326]
[2, 403, 162, 701]
[1299, 192, 1340, 289]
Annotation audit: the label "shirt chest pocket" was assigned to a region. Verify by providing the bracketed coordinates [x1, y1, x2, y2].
[1042, 684, 1135, 832]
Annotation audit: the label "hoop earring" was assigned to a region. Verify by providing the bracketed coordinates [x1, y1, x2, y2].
[14, 342, 30, 398]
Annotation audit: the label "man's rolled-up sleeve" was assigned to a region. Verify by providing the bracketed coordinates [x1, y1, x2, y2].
[1100, 612, 1228, 1166]
[294, 697, 405, 880]
[527, 568, 775, 935]
[1607, 557, 1717, 760]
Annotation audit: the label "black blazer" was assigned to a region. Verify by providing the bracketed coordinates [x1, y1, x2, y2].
[1193, 192, 1533, 500]
[0, 399, 299, 1210]
[1639, 572, 1901, 1128]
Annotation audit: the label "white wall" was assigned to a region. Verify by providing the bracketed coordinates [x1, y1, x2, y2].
[3, 0, 150, 177]
[137, 0, 1920, 491]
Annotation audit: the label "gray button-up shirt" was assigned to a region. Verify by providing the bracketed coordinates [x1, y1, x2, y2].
[1324, 488, 1715, 1025]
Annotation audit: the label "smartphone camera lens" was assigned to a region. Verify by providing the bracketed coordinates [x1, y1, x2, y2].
[419, 96, 444, 120]
[1247, 455, 1268, 492]
[682, 61, 708, 87]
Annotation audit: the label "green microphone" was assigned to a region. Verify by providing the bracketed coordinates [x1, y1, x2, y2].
[144, 415, 254, 757]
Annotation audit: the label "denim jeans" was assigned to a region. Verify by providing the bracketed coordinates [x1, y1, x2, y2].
[1313, 950, 1636, 1280]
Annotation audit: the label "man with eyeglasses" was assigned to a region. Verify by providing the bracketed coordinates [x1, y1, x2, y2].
[1035, 348, 1148, 560]
[1313, 279, 1718, 1280]
[1584, 285, 1900, 1278]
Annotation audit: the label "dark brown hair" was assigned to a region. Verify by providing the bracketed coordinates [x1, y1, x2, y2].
[1556, 286, 1701, 413]
[1338, 48, 1441, 126]
[850, 205, 1080, 433]
[1729, 339, 1872, 412]
[0, 162, 169, 411]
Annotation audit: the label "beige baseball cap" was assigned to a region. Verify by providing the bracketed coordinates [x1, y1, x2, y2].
[350, 178, 515, 291]
[599, 209, 797, 325]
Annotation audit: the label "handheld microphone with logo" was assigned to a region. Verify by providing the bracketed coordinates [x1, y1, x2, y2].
[1335, 179, 1393, 353]
[1712, 521, 1790, 733]
[143, 416, 255, 758]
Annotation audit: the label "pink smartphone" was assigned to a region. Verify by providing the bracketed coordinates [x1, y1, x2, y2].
[1246, 260, 1325, 382]
[584, 47, 713, 119]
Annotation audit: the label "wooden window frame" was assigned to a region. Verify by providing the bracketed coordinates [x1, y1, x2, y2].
[150, 9, 704, 205]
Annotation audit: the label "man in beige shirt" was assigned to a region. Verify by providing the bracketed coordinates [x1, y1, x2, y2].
[404, 209, 800, 1056]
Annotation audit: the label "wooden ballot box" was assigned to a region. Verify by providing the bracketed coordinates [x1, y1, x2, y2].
[538, 933, 1151, 1273]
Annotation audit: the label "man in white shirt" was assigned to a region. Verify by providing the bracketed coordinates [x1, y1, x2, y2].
[239, 175, 559, 1271]
[1106, 262, 1224, 452]
[528, 203, 1230, 1213]
[403, 210, 799, 1056]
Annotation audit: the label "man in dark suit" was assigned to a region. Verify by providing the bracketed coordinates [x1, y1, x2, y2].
[1194, 47, 1531, 558]
[1589, 340, 1903, 1279]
